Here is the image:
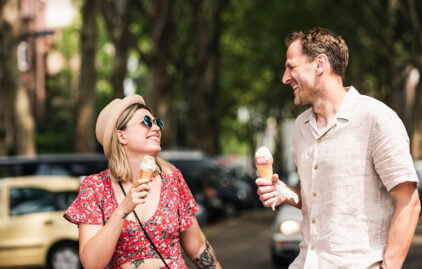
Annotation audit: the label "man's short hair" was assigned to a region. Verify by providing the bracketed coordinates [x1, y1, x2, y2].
[285, 27, 349, 77]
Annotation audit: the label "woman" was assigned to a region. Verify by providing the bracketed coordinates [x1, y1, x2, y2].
[64, 94, 222, 269]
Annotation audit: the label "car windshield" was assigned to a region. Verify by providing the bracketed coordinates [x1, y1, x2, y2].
[9, 187, 77, 216]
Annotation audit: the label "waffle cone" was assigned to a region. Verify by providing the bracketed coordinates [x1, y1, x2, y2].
[256, 164, 273, 180]
[140, 170, 153, 179]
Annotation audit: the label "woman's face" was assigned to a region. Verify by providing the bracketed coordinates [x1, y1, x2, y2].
[120, 108, 162, 156]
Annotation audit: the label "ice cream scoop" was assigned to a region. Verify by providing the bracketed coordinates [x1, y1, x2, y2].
[255, 146, 273, 180]
[139, 155, 156, 179]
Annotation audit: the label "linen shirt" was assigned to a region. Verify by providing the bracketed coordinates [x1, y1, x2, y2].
[289, 87, 418, 269]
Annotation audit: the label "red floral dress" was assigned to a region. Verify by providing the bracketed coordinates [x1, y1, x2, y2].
[64, 168, 198, 269]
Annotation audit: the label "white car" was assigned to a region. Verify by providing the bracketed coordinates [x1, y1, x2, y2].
[0, 176, 81, 269]
[270, 204, 302, 267]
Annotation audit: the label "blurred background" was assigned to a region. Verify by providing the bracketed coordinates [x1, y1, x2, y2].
[0, 0, 422, 268]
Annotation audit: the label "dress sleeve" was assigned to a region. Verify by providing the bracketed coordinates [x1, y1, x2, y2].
[63, 174, 104, 225]
[174, 169, 198, 232]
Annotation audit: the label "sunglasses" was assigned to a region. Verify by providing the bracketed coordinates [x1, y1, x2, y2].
[126, 115, 164, 130]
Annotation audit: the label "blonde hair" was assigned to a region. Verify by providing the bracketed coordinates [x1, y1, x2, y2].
[108, 103, 173, 182]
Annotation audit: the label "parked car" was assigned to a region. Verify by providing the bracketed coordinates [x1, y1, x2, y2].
[0, 154, 108, 180]
[160, 149, 255, 222]
[270, 204, 302, 267]
[222, 163, 262, 209]
[160, 149, 226, 223]
[0, 175, 81, 269]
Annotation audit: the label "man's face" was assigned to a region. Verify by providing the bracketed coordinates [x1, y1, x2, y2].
[282, 40, 318, 106]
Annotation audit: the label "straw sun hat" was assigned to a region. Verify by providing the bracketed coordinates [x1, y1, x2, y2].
[95, 94, 145, 157]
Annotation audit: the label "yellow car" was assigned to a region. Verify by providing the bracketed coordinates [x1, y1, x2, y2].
[0, 176, 81, 269]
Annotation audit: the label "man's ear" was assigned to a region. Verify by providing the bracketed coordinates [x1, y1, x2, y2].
[117, 130, 128, 145]
[315, 54, 328, 75]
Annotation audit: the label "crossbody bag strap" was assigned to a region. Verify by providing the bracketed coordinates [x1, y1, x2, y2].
[118, 182, 170, 269]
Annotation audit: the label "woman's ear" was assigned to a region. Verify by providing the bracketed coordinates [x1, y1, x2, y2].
[117, 130, 128, 145]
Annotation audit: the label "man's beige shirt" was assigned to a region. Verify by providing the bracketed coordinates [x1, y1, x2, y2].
[290, 87, 418, 269]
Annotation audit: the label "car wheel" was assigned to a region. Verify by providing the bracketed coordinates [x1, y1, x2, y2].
[47, 242, 81, 269]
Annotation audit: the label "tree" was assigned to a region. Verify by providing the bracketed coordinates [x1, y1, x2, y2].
[0, 0, 35, 156]
[183, 0, 227, 155]
[322, 0, 422, 160]
[404, 0, 422, 159]
[74, 0, 99, 153]
[101, 0, 131, 99]
[131, 0, 176, 147]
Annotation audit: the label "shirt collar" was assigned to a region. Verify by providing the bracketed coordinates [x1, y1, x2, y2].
[304, 86, 360, 124]
[336, 86, 360, 120]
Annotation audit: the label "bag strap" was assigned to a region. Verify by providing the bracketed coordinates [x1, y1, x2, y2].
[118, 182, 170, 269]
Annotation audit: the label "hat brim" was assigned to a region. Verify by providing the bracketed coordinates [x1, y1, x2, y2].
[96, 94, 145, 157]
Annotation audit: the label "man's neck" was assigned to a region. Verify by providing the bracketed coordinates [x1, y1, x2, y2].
[312, 81, 347, 130]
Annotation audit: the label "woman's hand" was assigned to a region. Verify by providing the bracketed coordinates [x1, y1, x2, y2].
[120, 178, 151, 213]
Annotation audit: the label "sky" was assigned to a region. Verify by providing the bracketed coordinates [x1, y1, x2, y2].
[44, 0, 76, 28]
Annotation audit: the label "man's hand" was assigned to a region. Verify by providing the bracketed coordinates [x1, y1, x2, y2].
[256, 174, 301, 209]
[256, 174, 284, 208]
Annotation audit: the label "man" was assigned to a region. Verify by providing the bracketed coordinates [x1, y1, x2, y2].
[256, 27, 421, 268]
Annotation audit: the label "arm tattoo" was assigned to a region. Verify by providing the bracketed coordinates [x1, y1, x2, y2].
[130, 259, 145, 269]
[193, 241, 217, 269]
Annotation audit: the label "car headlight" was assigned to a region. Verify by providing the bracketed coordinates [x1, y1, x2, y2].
[279, 220, 301, 235]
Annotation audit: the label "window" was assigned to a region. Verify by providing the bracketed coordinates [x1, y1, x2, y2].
[9, 188, 77, 216]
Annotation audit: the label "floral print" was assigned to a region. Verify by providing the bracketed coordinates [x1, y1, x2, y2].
[64, 168, 198, 269]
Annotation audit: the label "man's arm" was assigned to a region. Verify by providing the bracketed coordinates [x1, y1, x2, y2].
[382, 181, 420, 269]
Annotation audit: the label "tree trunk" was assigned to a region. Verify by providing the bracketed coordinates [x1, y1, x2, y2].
[15, 85, 36, 155]
[0, 1, 18, 156]
[0, 0, 35, 156]
[74, 0, 98, 153]
[186, 0, 226, 155]
[101, 0, 130, 99]
[146, 0, 175, 147]
[411, 83, 422, 159]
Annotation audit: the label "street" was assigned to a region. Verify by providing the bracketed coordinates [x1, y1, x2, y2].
[185, 208, 422, 269]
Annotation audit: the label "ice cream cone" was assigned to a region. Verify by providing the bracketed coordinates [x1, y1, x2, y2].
[139, 155, 156, 179]
[255, 146, 273, 181]
[256, 164, 273, 180]
[140, 170, 153, 179]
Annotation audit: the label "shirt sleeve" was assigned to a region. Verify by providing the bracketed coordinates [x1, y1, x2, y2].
[371, 108, 419, 191]
[63, 174, 104, 225]
[174, 169, 198, 232]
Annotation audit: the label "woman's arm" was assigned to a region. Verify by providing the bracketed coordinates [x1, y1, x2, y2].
[78, 208, 127, 269]
[78, 179, 151, 269]
[180, 217, 222, 269]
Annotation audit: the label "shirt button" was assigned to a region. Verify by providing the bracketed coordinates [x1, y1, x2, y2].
[312, 192, 317, 197]
[311, 219, 316, 224]
[313, 165, 318, 170]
